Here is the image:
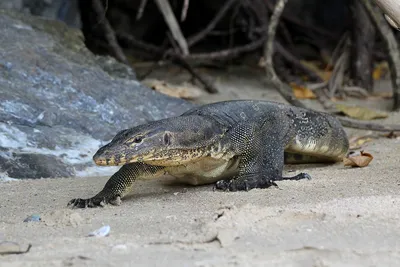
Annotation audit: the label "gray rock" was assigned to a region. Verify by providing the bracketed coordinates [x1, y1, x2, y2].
[0, 10, 194, 179]
[0, 0, 81, 28]
[0, 151, 75, 179]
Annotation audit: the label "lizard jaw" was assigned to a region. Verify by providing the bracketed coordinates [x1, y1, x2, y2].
[93, 156, 130, 166]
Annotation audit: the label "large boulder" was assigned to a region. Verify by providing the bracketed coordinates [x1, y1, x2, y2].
[0, 10, 194, 179]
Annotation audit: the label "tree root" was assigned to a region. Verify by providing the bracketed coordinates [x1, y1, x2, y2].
[265, 0, 400, 132]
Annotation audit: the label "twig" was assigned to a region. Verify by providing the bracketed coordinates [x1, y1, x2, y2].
[0, 242, 32, 255]
[361, 0, 400, 110]
[188, 35, 266, 60]
[264, 0, 303, 107]
[339, 118, 400, 131]
[173, 56, 218, 93]
[167, 33, 218, 93]
[137, 38, 171, 80]
[263, 0, 338, 40]
[351, 0, 375, 92]
[264, 0, 286, 80]
[263, 0, 400, 131]
[154, 0, 189, 55]
[92, 0, 129, 64]
[275, 42, 323, 82]
[187, 0, 238, 47]
[315, 89, 338, 112]
[118, 31, 265, 60]
[328, 39, 350, 98]
[136, 0, 148, 20]
[342, 86, 369, 98]
[330, 32, 349, 66]
[181, 0, 189, 21]
[227, 1, 241, 48]
[373, 0, 400, 29]
[118, 32, 162, 54]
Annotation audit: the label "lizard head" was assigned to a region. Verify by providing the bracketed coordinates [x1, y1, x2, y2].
[93, 115, 226, 166]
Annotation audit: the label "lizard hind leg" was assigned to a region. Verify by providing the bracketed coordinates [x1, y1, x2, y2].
[215, 121, 311, 192]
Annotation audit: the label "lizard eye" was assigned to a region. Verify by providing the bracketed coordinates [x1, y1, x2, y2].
[126, 135, 143, 145]
[163, 132, 171, 145]
[133, 136, 143, 143]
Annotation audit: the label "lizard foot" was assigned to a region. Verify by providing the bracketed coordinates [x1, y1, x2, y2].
[215, 172, 311, 192]
[215, 178, 278, 192]
[67, 195, 122, 209]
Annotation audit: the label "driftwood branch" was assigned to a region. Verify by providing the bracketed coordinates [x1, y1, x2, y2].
[118, 31, 266, 60]
[373, 0, 400, 29]
[167, 33, 218, 93]
[351, 0, 375, 92]
[180, 0, 190, 21]
[264, 0, 400, 131]
[136, 0, 148, 20]
[275, 43, 323, 82]
[92, 0, 129, 64]
[264, 0, 305, 108]
[154, 0, 189, 55]
[361, 0, 400, 110]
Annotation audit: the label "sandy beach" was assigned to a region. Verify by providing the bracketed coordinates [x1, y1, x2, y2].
[1, 68, 400, 266]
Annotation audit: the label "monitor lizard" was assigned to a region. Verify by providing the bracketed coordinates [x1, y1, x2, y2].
[68, 100, 349, 208]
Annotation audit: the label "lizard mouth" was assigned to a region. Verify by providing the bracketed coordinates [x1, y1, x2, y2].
[93, 155, 131, 166]
[93, 154, 152, 166]
[93, 148, 206, 166]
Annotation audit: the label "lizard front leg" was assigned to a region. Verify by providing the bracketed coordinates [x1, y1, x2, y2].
[215, 121, 311, 191]
[68, 163, 166, 208]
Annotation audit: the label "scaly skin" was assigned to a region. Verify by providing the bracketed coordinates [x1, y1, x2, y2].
[68, 100, 349, 208]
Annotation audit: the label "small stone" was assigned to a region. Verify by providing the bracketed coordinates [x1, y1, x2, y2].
[88, 225, 110, 237]
[23, 214, 41, 222]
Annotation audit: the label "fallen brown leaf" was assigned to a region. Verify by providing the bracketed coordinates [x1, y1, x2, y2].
[299, 60, 332, 81]
[142, 79, 202, 99]
[368, 92, 393, 100]
[372, 61, 389, 80]
[382, 131, 400, 139]
[335, 104, 388, 120]
[348, 135, 375, 150]
[290, 83, 316, 99]
[343, 151, 374, 167]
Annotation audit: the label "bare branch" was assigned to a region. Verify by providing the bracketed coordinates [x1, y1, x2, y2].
[361, 0, 400, 110]
[181, 0, 189, 21]
[136, 0, 148, 20]
[187, 0, 238, 47]
[154, 0, 189, 55]
[92, 0, 129, 64]
[373, 0, 400, 29]
[263, 0, 400, 131]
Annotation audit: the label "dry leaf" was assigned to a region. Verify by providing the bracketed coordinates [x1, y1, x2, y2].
[142, 79, 202, 99]
[290, 83, 316, 99]
[343, 151, 373, 167]
[368, 92, 393, 100]
[372, 61, 389, 80]
[258, 56, 266, 67]
[300, 61, 332, 81]
[382, 131, 400, 139]
[348, 135, 375, 150]
[335, 104, 388, 120]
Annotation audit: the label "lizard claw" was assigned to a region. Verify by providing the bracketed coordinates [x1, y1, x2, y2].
[215, 179, 233, 191]
[67, 196, 122, 209]
[215, 177, 279, 192]
[67, 197, 105, 209]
